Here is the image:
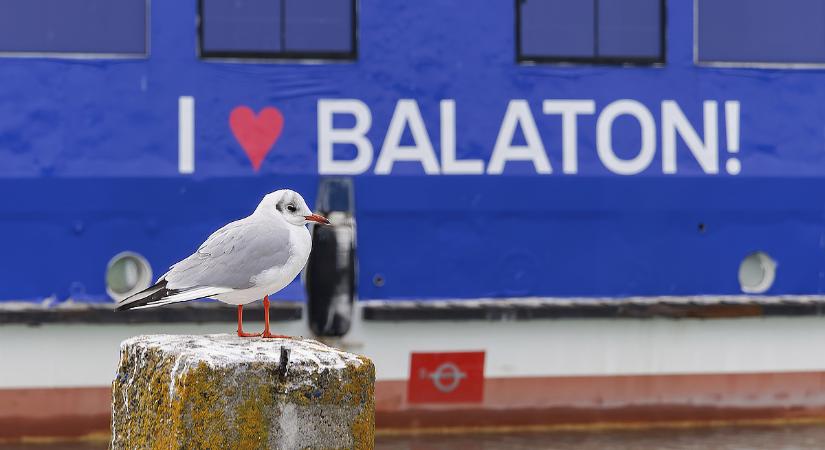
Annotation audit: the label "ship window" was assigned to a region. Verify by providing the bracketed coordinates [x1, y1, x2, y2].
[200, 0, 357, 60]
[697, 0, 825, 65]
[0, 0, 147, 56]
[517, 0, 664, 64]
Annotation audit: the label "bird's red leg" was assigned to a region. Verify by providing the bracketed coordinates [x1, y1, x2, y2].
[237, 305, 261, 337]
[262, 295, 288, 338]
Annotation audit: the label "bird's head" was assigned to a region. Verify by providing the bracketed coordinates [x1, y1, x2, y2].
[257, 189, 330, 227]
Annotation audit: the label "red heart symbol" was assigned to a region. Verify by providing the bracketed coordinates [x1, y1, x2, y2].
[229, 106, 284, 171]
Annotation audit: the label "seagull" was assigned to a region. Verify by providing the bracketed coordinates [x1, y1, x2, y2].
[115, 189, 330, 338]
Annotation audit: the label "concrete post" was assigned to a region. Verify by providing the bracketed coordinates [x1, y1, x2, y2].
[110, 335, 375, 450]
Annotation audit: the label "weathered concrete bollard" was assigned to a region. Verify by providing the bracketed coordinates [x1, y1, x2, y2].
[110, 335, 375, 450]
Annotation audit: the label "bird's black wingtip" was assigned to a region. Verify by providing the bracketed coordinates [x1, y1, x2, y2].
[113, 279, 172, 312]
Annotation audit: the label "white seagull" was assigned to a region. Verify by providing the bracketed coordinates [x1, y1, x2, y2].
[115, 189, 329, 338]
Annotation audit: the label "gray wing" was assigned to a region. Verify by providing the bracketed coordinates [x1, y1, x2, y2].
[164, 218, 291, 290]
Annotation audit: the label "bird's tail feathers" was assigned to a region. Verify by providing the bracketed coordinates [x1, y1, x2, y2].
[115, 279, 232, 311]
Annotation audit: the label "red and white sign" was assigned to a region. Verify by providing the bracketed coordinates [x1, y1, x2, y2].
[408, 351, 485, 404]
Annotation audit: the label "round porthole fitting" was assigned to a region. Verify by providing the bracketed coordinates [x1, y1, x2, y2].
[106, 251, 153, 301]
[738, 251, 777, 294]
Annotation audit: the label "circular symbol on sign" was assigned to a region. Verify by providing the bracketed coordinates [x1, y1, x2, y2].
[426, 362, 467, 393]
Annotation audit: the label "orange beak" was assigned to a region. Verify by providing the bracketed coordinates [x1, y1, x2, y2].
[304, 213, 331, 225]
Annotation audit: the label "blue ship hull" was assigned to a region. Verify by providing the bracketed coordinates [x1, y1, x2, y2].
[1, 0, 823, 303]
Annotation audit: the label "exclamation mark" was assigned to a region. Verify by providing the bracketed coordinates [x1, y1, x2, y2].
[725, 101, 741, 175]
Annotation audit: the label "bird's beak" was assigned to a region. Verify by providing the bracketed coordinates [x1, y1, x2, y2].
[304, 213, 331, 225]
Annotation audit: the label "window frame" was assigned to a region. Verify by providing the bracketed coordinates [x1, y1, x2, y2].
[198, 0, 358, 62]
[0, 0, 150, 60]
[515, 0, 666, 66]
[693, 0, 825, 69]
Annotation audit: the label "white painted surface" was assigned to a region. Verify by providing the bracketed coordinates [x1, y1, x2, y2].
[338, 312, 825, 380]
[4, 307, 825, 388]
[0, 320, 306, 389]
[178, 96, 194, 174]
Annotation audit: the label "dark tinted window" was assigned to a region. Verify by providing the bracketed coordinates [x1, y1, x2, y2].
[284, 0, 353, 53]
[517, 0, 664, 64]
[0, 0, 146, 55]
[598, 0, 662, 58]
[201, 0, 281, 53]
[201, 0, 356, 59]
[519, 0, 595, 58]
[698, 0, 825, 64]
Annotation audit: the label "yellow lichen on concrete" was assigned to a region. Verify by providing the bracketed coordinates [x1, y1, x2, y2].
[111, 346, 182, 449]
[349, 358, 376, 450]
[178, 363, 230, 450]
[110, 335, 375, 450]
[234, 381, 273, 450]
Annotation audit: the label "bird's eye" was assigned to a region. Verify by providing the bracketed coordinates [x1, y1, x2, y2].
[286, 204, 297, 213]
